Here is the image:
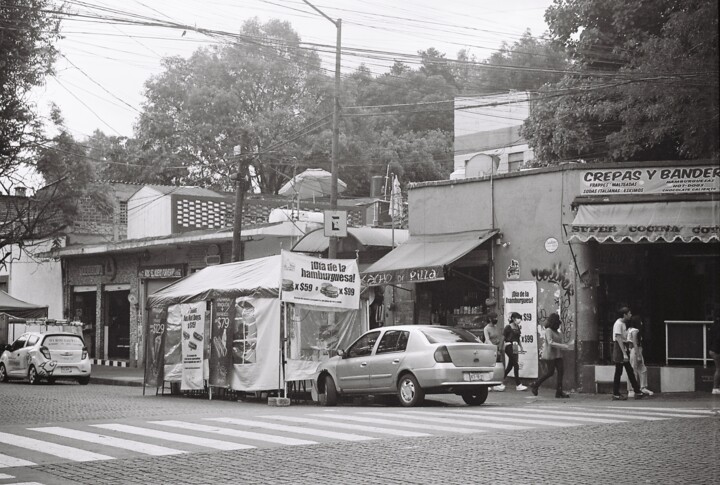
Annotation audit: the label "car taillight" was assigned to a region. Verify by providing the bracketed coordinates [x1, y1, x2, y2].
[82, 347, 88, 360]
[40, 346, 51, 360]
[434, 345, 453, 363]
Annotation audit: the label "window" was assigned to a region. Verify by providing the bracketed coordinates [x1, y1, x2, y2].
[508, 152, 524, 172]
[346, 331, 380, 358]
[376, 330, 410, 354]
[421, 327, 480, 344]
[26, 335, 39, 346]
[119, 201, 128, 224]
[10, 336, 27, 352]
[43, 335, 84, 350]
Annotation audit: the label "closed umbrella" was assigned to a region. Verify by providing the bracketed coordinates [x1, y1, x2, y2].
[278, 168, 347, 200]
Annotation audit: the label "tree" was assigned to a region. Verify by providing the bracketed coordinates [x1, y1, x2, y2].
[134, 18, 329, 193]
[523, 0, 719, 164]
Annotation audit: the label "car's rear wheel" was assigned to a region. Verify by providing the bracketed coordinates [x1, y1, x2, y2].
[78, 376, 90, 386]
[321, 374, 337, 406]
[397, 373, 424, 407]
[28, 366, 40, 385]
[0, 363, 7, 382]
[461, 387, 488, 406]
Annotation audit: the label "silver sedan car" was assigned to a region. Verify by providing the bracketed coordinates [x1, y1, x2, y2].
[0, 332, 91, 385]
[315, 325, 502, 407]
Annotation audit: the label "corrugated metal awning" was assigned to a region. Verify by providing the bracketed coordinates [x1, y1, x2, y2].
[292, 227, 409, 253]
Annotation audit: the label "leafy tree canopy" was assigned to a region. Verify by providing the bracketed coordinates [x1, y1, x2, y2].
[523, 0, 719, 164]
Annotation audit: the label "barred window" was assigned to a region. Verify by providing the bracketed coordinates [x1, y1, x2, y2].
[119, 201, 128, 224]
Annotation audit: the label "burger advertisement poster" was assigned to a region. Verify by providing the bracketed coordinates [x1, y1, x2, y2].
[179, 302, 207, 390]
[280, 250, 360, 310]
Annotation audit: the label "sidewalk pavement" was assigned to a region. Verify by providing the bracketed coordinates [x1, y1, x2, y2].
[88, 364, 720, 407]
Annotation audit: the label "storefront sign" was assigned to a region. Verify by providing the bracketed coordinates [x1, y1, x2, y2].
[179, 302, 206, 390]
[503, 281, 539, 378]
[579, 166, 720, 196]
[280, 250, 360, 310]
[139, 266, 184, 279]
[362, 266, 444, 286]
[79, 265, 104, 276]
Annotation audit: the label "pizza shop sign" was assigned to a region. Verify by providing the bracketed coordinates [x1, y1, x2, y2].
[580, 166, 720, 196]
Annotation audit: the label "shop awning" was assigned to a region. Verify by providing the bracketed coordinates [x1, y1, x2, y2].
[292, 227, 409, 253]
[567, 200, 720, 243]
[361, 229, 498, 286]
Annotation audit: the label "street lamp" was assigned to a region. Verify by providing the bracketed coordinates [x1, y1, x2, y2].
[302, 0, 341, 258]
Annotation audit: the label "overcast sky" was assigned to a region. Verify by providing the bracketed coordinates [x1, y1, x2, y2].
[38, 0, 553, 140]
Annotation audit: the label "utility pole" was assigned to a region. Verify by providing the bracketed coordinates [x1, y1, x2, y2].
[302, 0, 341, 258]
[231, 145, 247, 262]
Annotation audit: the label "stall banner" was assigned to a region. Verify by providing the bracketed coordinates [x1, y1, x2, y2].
[230, 297, 280, 392]
[579, 166, 720, 196]
[163, 304, 183, 381]
[280, 250, 360, 310]
[179, 302, 207, 390]
[144, 306, 166, 387]
[209, 297, 235, 387]
[503, 281, 538, 378]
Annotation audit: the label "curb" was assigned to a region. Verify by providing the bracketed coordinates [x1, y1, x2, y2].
[89, 377, 144, 388]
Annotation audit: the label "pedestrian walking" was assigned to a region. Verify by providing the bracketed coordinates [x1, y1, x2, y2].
[503, 312, 527, 391]
[612, 307, 645, 401]
[709, 315, 720, 395]
[484, 312, 505, 391]
[530, 313, 573, 398]
[626, 315, 653, 397]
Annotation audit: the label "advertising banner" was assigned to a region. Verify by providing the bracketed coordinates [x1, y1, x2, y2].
[503, 281, 538, 378]
[144, 306, 166, 387]
[209, 297, 234, 387]
[280, 250, 360, 310]
[179, 302, 207, 390]
[230, 297, 280, 391]
[579, 166, 720, 196]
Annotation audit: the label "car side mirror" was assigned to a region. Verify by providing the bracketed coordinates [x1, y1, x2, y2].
[336, 349, 346, 358]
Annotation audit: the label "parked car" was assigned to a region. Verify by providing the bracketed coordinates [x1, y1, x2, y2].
[314, 325, 502, 407]
[0, 332, 91, 385]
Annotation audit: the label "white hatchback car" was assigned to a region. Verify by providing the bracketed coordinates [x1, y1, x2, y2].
[315, 325, 502, 407]
[0, 332, 91, 385]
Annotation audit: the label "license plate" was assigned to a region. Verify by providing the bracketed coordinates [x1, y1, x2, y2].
[464, 372, 491, 382]
[58, 367, 73, 373]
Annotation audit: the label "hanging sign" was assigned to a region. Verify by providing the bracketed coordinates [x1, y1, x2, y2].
[503, 281, 538, 378]
[179, 302, 207, 390]
[280, 250, 360, 310]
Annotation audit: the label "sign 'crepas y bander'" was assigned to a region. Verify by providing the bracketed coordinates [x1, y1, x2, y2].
[280, 250, 360, 310]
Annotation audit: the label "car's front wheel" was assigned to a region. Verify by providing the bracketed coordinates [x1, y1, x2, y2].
[0, 363, 7, 382]
[461, 387, 489, 406]
[397, 373, 424, 407]
[28, 366, 40, 385]
[321, 374, 337, 406]
[78, 376, 90, 385]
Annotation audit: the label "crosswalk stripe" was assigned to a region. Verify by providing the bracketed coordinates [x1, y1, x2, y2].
[438, 409, 626, 424]
[205, 417, 376, 442]
[519, 408, 667, 421]
[151, 420, 311, 446]
[29, 427, 184, 457]
[3, 482, 45, 485]
[308, 413, 478, 434]
[357, 411, 532, 430]
[373, 410, 580, 427]
[259, 415, 431, 437]
[0, 432, 112, 462]
[0, 454, 35, 469]
[0, 473, 16, 479]
[91, 424, 254, 451]
[581, 406, 714, 417]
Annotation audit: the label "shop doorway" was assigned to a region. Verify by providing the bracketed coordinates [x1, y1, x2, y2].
[73, 290, 97, 358]
[106, 290, 130, 360]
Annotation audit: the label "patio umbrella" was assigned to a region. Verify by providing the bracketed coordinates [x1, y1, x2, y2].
[278, 168, 347, 200]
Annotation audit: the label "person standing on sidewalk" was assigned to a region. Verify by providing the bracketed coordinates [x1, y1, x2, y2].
[612, 307, 645, 401]
[709, 315, 720, 395]
[503, 312, 527, 391]
[626, 315, 653, 398]
[531, 313, 573, 398]
[484, 312, 505, 392]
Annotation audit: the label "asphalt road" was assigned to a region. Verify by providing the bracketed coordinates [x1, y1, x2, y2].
[1, 381, 718, 485]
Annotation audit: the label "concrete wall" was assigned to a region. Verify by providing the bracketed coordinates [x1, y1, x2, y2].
[127, 187, 171, 239]
[8, 239, 64, 319]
